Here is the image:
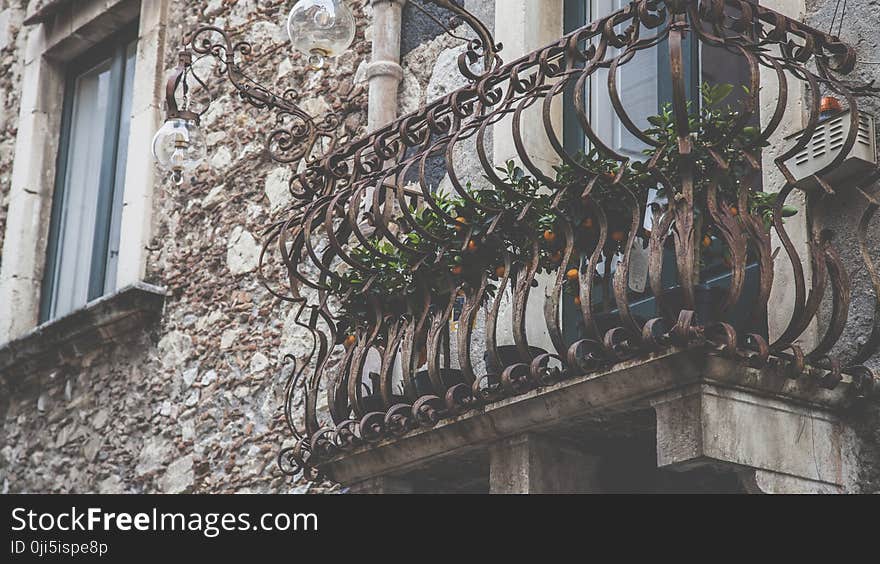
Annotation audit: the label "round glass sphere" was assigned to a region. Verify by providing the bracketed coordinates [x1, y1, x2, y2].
[287, 0, 356, 69]
[151, 118, 206, 185]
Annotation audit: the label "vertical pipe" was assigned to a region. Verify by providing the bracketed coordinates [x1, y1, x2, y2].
[366, 0, 406, 131]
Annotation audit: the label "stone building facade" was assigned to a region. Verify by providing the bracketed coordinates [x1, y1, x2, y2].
[1, 0, 879, 494]
[0, 0, 377, 494]
[803, 0, 880, 492]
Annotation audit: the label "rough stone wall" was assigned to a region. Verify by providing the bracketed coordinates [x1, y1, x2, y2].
[0, 0, 371, 494]
[0, 1, 25, 275]
[805, 0, 880, 493]
[0, 0, 502, 493]
[0, 0, 498, 496]
[397, 0, 494, 116]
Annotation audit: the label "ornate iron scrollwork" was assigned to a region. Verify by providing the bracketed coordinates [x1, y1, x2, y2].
[163, 1, 880, 479]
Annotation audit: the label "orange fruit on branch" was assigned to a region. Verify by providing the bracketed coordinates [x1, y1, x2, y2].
[543, 230, 557, 244]
[566, 268, 579, 281]
[820, 95, 843, 114]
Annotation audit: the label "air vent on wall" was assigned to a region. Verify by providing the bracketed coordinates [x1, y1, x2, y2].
[784, 111, 877, 192]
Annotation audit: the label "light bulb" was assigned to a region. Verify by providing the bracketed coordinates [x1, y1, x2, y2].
[151, 118, 206, 184]
[287, 0, 356, 69]
[171, 147, 186, 167]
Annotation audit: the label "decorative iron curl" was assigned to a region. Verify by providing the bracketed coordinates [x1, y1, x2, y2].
[172, 25, 368, 169]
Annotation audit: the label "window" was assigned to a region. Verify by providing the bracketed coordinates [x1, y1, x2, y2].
[561, 1, 763, 339]
[40, 27, 138, 322]
[563, 0, 699, 156]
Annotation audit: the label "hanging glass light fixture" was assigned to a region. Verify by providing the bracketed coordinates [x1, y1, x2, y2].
[287, 0, 356, 69]
[152, 118, 206, 185]
[153, 3, 358, 184]
[151, 52, 206, 185]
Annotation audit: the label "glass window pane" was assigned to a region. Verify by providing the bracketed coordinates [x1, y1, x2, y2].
[104, 40, 138, 293]
[589, 0, 658, 160]
[48, 59, 113, 319]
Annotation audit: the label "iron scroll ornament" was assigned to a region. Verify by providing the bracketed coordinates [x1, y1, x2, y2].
[160, 0, 880, 481]
[160, 0, 504, 170]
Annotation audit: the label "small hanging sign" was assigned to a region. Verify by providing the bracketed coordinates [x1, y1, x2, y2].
[628, 239, 649, 294]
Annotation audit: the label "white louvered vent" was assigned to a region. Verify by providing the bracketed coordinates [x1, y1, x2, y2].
[785, 111, 877, 192]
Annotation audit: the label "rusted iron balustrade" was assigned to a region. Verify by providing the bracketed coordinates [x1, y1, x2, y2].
[168, 0, 880, 479]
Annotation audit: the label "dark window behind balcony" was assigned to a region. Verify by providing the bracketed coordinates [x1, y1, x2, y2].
[562, 0, 765, 340]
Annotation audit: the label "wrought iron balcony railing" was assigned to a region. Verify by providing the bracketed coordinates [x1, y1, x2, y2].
[163, 0, 880, 479]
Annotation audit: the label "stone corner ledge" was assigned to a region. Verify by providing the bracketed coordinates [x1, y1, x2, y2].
[0, 282, 167, 384]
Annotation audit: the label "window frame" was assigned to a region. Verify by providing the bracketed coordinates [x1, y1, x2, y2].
[40, 23, 140, 323]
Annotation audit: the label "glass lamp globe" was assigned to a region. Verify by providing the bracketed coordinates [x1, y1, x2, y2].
[151, 118, 206, 185]
[287, 0, 356, 69]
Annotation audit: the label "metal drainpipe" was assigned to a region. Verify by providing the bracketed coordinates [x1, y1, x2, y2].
[366, 0, 406, 131]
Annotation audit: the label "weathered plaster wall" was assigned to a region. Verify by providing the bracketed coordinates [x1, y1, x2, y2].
[0, 0, 371, 494]
[805, 0, 880, 493]
[806, 0, 880, 372]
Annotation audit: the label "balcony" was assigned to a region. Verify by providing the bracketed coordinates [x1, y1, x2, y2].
[229, 0, 880, 492]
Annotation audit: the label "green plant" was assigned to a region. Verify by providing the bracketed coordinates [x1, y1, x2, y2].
[749, 191, 799, 229]
[637, 82, 767, 208]
[333, 82, 795, 338]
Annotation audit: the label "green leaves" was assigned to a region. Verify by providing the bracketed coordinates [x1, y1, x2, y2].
[748, 191, 799, 229]
[701, 82, 734, 108]
[340, 157, 567, 317]
[338, 81, 781, 328]
[782, 205, 799, 217]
